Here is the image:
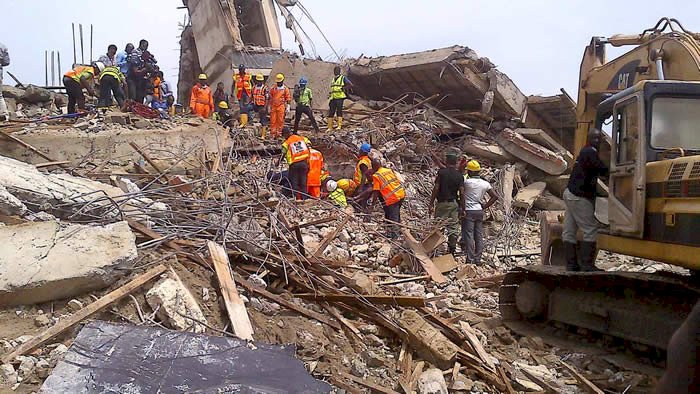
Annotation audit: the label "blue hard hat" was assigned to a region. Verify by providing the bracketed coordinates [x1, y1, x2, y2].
[299, 77, 308, 85]
[360, 143, 371, 153]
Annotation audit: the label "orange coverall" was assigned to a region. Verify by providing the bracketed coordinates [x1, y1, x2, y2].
[189, 83, 214, 118]
[307, 148, 324, 198]
[269, 84, 291, 137]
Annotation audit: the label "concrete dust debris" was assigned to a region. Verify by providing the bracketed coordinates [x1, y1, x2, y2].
[146, 270, 208, 333]
[513, 182, 547, 210]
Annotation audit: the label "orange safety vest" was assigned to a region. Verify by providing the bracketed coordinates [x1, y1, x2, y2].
[65, 65, 94, 84]
[270, 85, 291, 107]
[253, 84, 268, 106]
[153, 76, 161, 99]
[307, 149, 324, 186]
[373, 167, 405, 206]
[354, 155, 371, 185]
[282, 134, 310, 164]
[235, 73, 253, 99]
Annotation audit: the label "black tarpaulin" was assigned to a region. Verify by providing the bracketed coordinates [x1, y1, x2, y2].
[41, 321, 331, 393]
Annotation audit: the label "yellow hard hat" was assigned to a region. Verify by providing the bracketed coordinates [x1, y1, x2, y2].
[255, 73, 264, 81]
[218, 101, 229, 109]
[466, 160, 481, 172]
[198, 73, 208, 80]
[275, 73, 285, 82]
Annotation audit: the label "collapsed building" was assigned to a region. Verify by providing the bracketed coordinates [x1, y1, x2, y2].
[0, 2, 667, 393]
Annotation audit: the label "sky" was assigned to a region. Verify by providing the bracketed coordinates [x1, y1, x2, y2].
[2, 0, 700, 102]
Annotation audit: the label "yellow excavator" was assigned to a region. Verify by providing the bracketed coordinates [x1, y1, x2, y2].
[500, 18, 700, 356]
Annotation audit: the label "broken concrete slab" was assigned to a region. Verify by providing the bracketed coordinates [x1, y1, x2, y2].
[0, 221, 137, 306]
[41, 321, 331, 392]
[545, 174, 570, 197]
[418, 368, 449, 394]
[513, 182, 547, 210]
[0, 85, 25, 100]
[21, 85, 52, 104]
[501, 165, 515, 216]
[515, 127, 573, 166]
[497, 128, 568, 175]
[399, 309, 461, 369]
[462, 137, 514, 163]
[146, 270, 208, 333]
[349, 45, 527, 118]
[525, 94, 577, 154]
[534, 190, 567, 211]
[0, 184, 26, 216]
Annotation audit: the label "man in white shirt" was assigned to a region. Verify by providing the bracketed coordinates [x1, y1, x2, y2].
[462, 160, 498, 264]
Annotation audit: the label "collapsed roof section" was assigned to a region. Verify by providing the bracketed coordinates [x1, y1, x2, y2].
[348, 45, 528, 119]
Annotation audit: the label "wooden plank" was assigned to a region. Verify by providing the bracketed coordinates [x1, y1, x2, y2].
[321, 303, 359, 335]
[0, 130, 56, 162]
[1, 265, 167, 363]
[233, 272, 341, 330]
[338, 372, 401, 394]
[420, 227, 446, 254]
[520, 367, 559, 394]
[424, 103, 474, 130]
[461, 323, 496, 371]
[208, 241, 254, 341]
[296, 293, 426, 307]
[402, 228, 447, 283]
[297, 215, 337, 229]
[408, 361, 425, 393]
[378, 275, 430, 286]
[560, 361, 605, 394]
[432, 254, 458, 273]
[313, 215, 351, 258]
[35, 160, 71, 168]
[497, 365, 517, 394]
[129, 141, 171, 183]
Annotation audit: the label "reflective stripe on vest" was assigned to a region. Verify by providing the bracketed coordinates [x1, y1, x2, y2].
[65, 66, 94, 83]
[283, 134, 310, 164]
[374, 167, 405, 206]
[253, 85, 268, 106]
[330, 74, 346, 100]
[354, 155, 371, 185]
[235, 73, 252, 99]
[99, 66, 124, 83]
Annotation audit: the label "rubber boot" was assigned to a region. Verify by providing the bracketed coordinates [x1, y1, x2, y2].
[326, 118, 334, 132]
[564, 241, 579, 271]
[240, 113, 248, 127]
[579, 241, 603, 272]
[336, 117, 343, 130]
[260, 125, 268, 140]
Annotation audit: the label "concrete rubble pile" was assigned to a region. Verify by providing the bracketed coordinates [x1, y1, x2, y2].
[0, 84, 66, 120]
[0, 43, 660, 394]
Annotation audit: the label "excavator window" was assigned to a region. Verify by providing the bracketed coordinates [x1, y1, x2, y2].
[650, 97, 700, 150]
[614, 98, 639, 165]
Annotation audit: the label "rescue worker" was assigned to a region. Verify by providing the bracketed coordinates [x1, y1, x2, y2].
[293, 77, 320, 132]
[269, 73, 291, 138]
[189, 74, 214, 119]
[462, 160, 498, 264]
[233, 64, 253, 127]
[216, 101, 234, 129]
[63, 62, 100, 114]
[337, 178, 358, 197]
[97, 64, 126, 108]
[278, 127, 311, 200]
[307, 143, 325, 198]
[354, 159, 406, 238]
[252, 73, 269, 138]
[327, 65, 353, 131]
[0, 41, 10, 121]
[428, 150, 466, 256]
[325, 179, 348, 208]
[354, 143, 373, 208]
[562, 128, 608, 272]
[213, 82, 229, 109]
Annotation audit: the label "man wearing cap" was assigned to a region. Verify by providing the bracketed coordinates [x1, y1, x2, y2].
[189, 74, 214, 118]
[293, 77, 320, 133]
[429, 150, 466, 256]
[252, 74, 269, 137]
[462, 160, 498, 264]
[269, 73, 291, 138]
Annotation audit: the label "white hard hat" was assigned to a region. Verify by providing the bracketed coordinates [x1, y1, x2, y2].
[93, 61, 105, 73]
[326, 179, 337, 192]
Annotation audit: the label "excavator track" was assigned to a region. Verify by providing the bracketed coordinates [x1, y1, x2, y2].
[499, 266, 700, 361]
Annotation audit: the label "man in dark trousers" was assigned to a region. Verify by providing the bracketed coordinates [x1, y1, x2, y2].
[278, 127, 311, 200]
[562, 128, 609, 271]
[293, 77, 320, 132]
[429, 150, 466, 255]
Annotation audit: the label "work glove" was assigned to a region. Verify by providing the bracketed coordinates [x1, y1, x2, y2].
[286, 104, 291, 113]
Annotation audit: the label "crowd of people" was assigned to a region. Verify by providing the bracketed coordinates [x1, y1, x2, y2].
[59, 40, 174, 116]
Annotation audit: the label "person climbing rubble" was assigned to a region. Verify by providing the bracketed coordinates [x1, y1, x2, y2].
[429, 149, 466, 256]
[278, 127, 311, 200]
[354, 158, 405, 238]
[327, 65, 353, 131]
[293, 77, 320, 133]
[189, 74, 214, 119]
[269, 73, 291, 138]
[233, 64, 253, 127]
[462, 160, 498, 264]
[215, 101, 234, 129]
[252, 73, 270, 138]
[306, 141, 325, 198]
[63, 62, 101, 114]
[97, 64, 127, 108]
[0, 41, 10, 121]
